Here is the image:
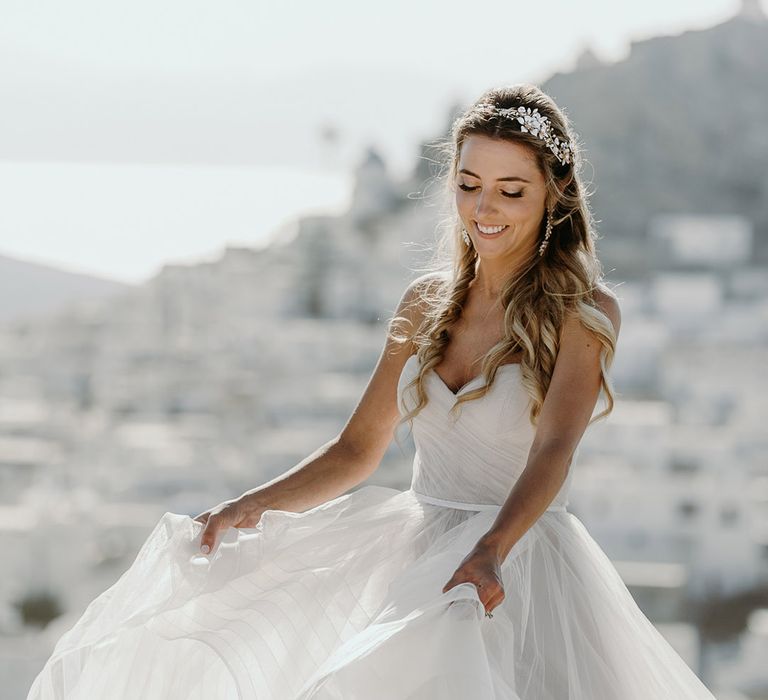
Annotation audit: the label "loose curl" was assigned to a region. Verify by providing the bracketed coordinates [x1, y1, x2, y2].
[389, 83, 618, 436]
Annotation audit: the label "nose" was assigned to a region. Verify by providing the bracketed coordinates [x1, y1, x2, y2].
[473, 192, 499, 222]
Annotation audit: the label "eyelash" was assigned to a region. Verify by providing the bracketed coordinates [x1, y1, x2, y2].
[458, 183, 523, 198]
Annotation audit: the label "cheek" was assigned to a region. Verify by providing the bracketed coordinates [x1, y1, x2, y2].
[500, 201, 530, 220]
[513, 200, 542, 220]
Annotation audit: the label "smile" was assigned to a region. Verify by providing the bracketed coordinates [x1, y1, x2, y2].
[475, 221, 508, 236]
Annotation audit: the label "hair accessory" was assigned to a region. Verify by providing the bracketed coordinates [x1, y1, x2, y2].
[485, 610, 494, 618]
[476, 103, 573, 166]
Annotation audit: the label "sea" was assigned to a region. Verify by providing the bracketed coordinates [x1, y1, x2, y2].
[0, 161, 354, 285]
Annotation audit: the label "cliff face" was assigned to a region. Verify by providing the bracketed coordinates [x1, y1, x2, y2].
[537, 12, 768, 268]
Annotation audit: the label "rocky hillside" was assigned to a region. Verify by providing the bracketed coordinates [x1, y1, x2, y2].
[540, 8, 768, 268]
[411, 5, 768, 275]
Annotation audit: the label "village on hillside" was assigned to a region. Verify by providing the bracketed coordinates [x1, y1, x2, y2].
[2, 3, 768, 697]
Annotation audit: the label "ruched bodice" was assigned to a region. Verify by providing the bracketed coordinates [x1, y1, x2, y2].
[397, 354, 575, 510]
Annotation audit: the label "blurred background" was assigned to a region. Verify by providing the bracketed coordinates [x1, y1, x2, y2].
[1, 0, 767, 697]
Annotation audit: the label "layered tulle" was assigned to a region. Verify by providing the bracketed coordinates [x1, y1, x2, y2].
[27, 353, 718, 698]
[28, 485, 715, 699]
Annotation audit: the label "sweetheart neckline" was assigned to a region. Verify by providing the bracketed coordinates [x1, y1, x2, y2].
[431, 363, 522, 397]
[401, 354, 522, 398]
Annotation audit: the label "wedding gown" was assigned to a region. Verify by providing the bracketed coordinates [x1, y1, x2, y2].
[27, 354, 718, 699]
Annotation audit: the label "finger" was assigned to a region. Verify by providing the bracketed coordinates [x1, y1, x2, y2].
[200, 515, 223, 554]
[442, 577, 481, 595]
[442, 576, 465, 593]
[485, 589, 505, 615]
[193, 512, 210, 525]
[462, 581, 494, 609]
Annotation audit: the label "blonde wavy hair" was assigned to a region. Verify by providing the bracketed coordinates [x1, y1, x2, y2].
[390, 83, 618, 434]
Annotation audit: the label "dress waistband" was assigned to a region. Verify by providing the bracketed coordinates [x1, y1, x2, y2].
[411, 489, 567, 513]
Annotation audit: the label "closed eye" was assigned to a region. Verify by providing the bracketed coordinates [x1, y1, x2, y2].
[458, 183, 523, 198]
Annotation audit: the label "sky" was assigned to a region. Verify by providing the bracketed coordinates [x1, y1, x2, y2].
[0, 0, 756, 283]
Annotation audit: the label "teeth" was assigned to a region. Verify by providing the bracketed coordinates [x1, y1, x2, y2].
[476, 222, 507, 234]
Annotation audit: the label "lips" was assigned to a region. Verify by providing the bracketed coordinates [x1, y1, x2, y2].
[474, 221, 508, 236]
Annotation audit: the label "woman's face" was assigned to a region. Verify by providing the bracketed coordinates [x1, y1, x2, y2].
[455, 134, 548, 261]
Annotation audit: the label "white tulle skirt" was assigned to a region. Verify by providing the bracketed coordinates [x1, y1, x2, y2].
[27, 485, 717, 699]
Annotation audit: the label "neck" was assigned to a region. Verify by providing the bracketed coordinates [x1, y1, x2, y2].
[472, 255, 529, 300]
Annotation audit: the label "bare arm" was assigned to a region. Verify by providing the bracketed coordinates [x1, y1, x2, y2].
[238, 436, 373, 514]
[195, 272, 439, 552]
[442, 287, 621, 613]
[479, 287, 622, 559]
[241, 273, 439, 512]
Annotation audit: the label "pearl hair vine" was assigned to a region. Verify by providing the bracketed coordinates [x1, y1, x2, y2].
[475, 103, 574, 166]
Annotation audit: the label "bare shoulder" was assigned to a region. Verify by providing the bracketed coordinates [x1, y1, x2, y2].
[400, 270, 449, 306]
[335, 271, 449, 472]
[592, 282, 621, 337]
[392, 271, 449, 330]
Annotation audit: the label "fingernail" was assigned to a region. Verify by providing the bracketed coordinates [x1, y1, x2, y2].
[201, 544, 210, 554]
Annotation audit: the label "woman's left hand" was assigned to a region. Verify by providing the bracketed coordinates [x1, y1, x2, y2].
[442, 540, 505, 616]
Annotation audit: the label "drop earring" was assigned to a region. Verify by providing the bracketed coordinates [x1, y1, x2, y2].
[461, 226, 471, 246]
[538, 209, 553, 257]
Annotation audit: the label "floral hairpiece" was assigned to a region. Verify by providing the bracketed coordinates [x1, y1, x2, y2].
[475, 103, 573, 166]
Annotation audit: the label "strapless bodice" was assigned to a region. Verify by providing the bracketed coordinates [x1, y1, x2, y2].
[397, 354, 574, 510]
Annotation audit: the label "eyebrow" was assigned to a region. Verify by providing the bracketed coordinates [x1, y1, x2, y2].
[459, 168, 530, 183]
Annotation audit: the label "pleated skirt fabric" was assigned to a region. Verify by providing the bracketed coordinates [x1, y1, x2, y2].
[27, 485, 717, 699]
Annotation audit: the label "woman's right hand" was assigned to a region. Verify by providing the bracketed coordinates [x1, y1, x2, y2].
[193, 493, 270, 555]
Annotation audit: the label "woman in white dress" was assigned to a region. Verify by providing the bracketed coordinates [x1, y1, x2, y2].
[28, 83, 719, 699]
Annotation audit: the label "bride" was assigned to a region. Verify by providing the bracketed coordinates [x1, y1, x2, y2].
[28, 83, 719, 699]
